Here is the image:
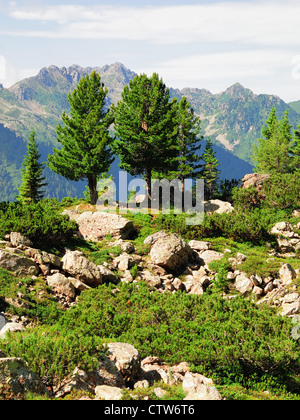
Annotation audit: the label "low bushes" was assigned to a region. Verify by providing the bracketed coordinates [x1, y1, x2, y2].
[0, 199, 78, 245]
[4, 283, 299, 393]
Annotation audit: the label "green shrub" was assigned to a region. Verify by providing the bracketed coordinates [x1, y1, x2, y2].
[3, 326, 104, 387]
[0, 199, 78, 245]
[55, 284, 299, 392]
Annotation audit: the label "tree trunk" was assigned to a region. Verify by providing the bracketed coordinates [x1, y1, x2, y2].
[145, 167, 152, 209]
[88, 174, 98, 205]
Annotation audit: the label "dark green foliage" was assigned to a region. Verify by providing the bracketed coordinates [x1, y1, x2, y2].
[252, 108, 294, 174]
[3, 326, 104, 387]
[48, 71, 114, 204]
[290, 122, 300, 171]
[0, 200, 77, 245]
[201, 137, 220, 199]
[32, 283, 299, 391]
[113, 73, 179, 199]
[18, 130, 47, 204]
[172, 96, 203, 182]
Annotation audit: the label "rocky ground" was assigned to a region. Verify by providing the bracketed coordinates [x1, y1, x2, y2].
[0, 205, 299, 400]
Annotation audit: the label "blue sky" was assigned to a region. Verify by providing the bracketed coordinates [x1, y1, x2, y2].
[0, 0, 300, 102]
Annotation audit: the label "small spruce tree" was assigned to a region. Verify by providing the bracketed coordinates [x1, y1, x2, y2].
[18, 130, 47, 204]
[201, 137, 220, 199]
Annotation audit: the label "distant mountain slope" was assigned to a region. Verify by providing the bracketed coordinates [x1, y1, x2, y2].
[0, 62, 299, 201]
[289, 100, 300, 115]
[171, 83, 300, 163]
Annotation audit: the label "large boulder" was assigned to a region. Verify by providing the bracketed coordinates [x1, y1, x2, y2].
[106, 342, 141, 385]
[147, 232, 195, 272]
[9, 232, 33, 248]
[46, 273, 76, 301]
[62, 250, 102, 288]
[0, 250, 39, 277]
[63, 211, 135, 242]
[241, 173, 270, 190]
[0, 358, 48, 399]
[182, 372, 222, 400]
[204, 200, 234, 215]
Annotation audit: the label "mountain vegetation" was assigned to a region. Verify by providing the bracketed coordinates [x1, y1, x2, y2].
[0, 69, 299, 401]
[0, 63, 299, 201]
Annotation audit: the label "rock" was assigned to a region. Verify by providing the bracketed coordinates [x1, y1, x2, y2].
[234, 274, 254, 295]
[98, 265, 119, 284]
[182, 372, 222, 400]
[204, 199, 234, 215]
[65, 211, 135, 242]
[153, 387, 168, 399]
[292, 209, 300, 218]
[134, 380, 149, 390]
[281, 301, 300, 317]
[141, 358, 190, 386]
[264, 282, 275, 294]
[68, 277, 91, 292]
[10, 232, 33, 248]
[149, 232, 195, 272]
[55, 356, 125, 398]
[241, 173, 270, 190]
[0, 322, 26, 339]
[46, 273, 76, 301]
[144, 231, 169, 246]
[279, 264, 296, 285]
[94, 385, 123, 400]
[62, 250, 102, 288]
[0, 358, 48, 399]
[106, 342, 141, 385]
[25, 248, 61, 269]
[139, 270, 162, 288]
[0, 250, 39, 277]
[253, 286, 264, 296]
[0, 314, 7, 331]
[188, 241, 212, 251]
[113, 254, 134, 271]
[271, 222, 297, 238]
[199, 250, 224, 266]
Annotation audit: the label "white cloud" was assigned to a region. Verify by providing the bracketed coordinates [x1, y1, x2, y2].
[6, 1, 300, 46]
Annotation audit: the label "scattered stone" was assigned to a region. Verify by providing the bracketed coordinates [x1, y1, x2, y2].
[149, 232, 195, 272]
[94, 385, 123, 400]
[62, 250, 102, 288]
[199, 250, 224, 266]
[279, 264, 297, 285]
[234, 274, 254, 295]
[182, 372, 222, 400]
[204, 199, 234, 215]
[46, 273, 76, 301]
[0, 358, 48, 399]
[10, 232, 33, 248]
[188, 241, 211, 251]
[64, 211, 135, 242]
[0, 250, 39, 277]
[106, 342, 141, 385]
[0, 322, 25, 339]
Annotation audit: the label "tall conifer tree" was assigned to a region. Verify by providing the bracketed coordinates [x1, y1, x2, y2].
[18, 130, 47, 204]
[113, 73, 179, 203]
[201, 137, 220, 199]
[48, 71, 114, 204]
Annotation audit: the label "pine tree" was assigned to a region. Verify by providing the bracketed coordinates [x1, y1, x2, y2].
[113, 73, 179, 203]
[252, 108, 292, 174]
[201, 137, 220, 199]
[290, 122, 300, 172]
[47, 71, 114, 205]
[175, 96, 203, 191]
[18, 130, 47, 204]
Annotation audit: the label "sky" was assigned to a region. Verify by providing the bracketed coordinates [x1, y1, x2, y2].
[0, 0, 300, 102]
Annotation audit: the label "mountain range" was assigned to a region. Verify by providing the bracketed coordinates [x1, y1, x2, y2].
[0, 62, 299, 201]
